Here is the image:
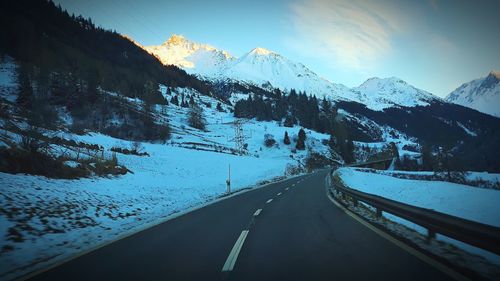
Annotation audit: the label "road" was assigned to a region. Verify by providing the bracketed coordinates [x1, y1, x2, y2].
[27, 170, 456, 281]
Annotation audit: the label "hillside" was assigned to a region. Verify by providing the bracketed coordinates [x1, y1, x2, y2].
[1, 1, 500, 280]
[446, 71, 500, 117]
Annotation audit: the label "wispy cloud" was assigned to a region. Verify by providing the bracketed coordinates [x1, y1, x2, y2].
[287, 0, 403, 70]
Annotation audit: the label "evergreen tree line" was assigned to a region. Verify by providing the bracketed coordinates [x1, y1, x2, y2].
[235, 89, 356, 163]
[14, 60, 171, 141]
[0, 0, 213, 106]
[234, 89, 329, 131]
[393, 144, 470, 182]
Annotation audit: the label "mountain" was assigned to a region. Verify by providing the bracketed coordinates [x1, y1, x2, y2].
[446, 71, 500, 117]
[143, 35, 441, 111]
[352, 77, 440, 111]
[2, 1, 498, 171]
[144, 35, 355, 100]
[144, 35, 233, 78]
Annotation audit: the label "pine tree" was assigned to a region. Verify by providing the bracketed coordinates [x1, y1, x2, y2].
[284, 114, 296, 127]
[216, 102, 224, 112]
[284, 131, 291, 145]
[170, 95, 179, 106]
[188, 103, 206, 130]
[421, 144, 434, 171]
[345, 138, 355, 164]
[181, 94, 189, 107]
[296, 128, 306, 150]
[16, 64, 34, 110]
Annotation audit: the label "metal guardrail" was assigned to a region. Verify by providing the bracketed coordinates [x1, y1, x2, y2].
[328, 170, 500, 255]
[347, 157, 395, 168]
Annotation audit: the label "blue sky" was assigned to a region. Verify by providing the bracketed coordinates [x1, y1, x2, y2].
[55, 0, 500, 97]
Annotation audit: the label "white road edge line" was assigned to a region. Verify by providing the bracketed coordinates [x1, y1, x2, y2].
[253, 209, 262, 216]
[266, 199, 273, 204]
[325, 180, 472, 281]
[17, 173, 308, 281]
[277, 192, 282, 196]
[222, 230, 249, 272]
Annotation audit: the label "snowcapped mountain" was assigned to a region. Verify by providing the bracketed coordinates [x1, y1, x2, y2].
[144, 35, 233, 77]
[446, 71, 500, 117]
[141, 35, 441, 111]
[227, 47, 352, 100]
[143, 35, 352, 100]
[352, 77, 440, 111]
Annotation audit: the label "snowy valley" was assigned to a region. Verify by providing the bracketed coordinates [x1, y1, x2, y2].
[1, 1, 500, 280]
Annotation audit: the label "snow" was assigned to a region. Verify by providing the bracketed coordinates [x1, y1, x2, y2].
[250, 47, 274, 56]
[62, 160, 80, 168]
[466, 171, 500, 185]
[351, 77, 440, 111]
[337, 167, 500, 265]
[0, 86, 330, 280]
[337, 167, 500, 227]
[456, 122, 477, 137]
[142, 35, 443, 111]
[145, 35, 353, 101]
[446, 71, 500, 117]
[143, 34, 233, 77]
[0, 55, 18, 102]
[0, 139, 289, 280]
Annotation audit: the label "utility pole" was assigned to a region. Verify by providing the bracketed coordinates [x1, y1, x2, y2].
[226, 164, 231, 194]
[224, 119, 251, 155]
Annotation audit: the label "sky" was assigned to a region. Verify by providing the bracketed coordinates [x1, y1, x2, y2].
[54, 0, 500, 97]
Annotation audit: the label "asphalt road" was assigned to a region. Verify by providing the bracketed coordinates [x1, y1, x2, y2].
[27, 170, 456, 281]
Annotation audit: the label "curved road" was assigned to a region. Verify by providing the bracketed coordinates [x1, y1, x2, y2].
[27, 170, 455, 281]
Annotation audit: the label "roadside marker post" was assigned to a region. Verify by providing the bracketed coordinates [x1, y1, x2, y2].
[226, 164, 231, 194]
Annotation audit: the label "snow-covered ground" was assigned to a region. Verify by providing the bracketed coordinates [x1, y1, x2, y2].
[0, 81, 331, 280]
[337, 167, 500, 227]
[0, 56, 17, 102]
[337, 167, 500, 264]
[0, 141, 289, 280]
[353, 169, 500, 189]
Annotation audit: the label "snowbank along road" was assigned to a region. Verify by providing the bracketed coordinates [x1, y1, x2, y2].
[25, 170, 459, 281]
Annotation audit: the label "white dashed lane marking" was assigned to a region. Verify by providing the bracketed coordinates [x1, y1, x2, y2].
[221, 230, 249, 272]
[253, 209, 262, 216]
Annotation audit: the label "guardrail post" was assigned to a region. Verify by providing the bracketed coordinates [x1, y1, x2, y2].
[426, 229, 436, 242]
[330, 167, 500, 255]
[352, 198, 358, 207]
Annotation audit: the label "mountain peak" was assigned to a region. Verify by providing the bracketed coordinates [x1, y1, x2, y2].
[361, 76, 407, 87]
[488, 70, 500, 80]
[165, 34, 188, 45]
[354, 76, 437, 110]
[446, 72, 500, 117]
[249, 47, 274, 56]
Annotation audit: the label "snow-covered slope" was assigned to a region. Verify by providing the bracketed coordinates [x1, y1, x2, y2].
[144, 35, 353, 101]
[446, 71, 500, 117]
[338, 167, 500, 227]
[144, 35, 233, 77]
[228, 47, 352, 100]
[142, 35, 443, 111]
[0, 84, 331, 280]
[352, 77, 440, 110]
